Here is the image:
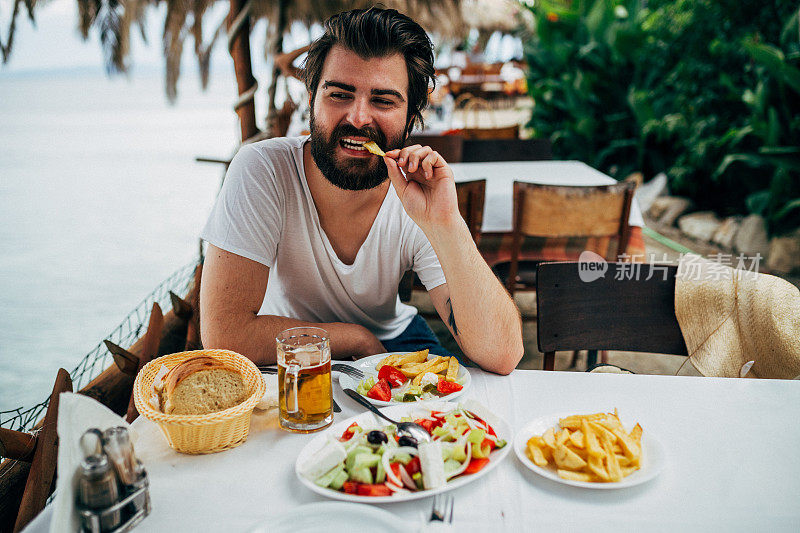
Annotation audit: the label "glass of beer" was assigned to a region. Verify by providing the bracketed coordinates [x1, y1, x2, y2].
[276, 327, 333, 433]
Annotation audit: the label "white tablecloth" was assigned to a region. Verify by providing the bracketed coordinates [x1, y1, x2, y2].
[26, 370, 800, 532]
[450, 161, 645, 233]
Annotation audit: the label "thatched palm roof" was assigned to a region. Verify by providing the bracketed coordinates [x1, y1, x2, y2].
[3, 1, 527, 92]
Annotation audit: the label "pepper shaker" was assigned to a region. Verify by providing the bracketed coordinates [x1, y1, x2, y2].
[77, 454, 122, 532]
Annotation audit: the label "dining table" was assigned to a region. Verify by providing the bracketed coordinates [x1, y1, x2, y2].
[23, 368, 800, 532]
[450, 161, 647, 263]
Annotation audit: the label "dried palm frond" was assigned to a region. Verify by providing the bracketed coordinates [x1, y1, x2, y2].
[96, 0, 126, 73]
[78, 0, 101, 39]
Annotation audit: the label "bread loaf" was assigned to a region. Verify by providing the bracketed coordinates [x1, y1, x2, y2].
[159, 356, 249, 415]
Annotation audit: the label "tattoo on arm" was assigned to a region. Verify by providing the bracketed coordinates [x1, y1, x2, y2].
[446, 298, 459, 337]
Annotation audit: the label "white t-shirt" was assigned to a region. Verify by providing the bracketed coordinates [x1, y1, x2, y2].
[201, 136, 447, 340]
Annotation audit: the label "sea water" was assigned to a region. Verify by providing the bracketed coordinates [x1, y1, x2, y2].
[0, 68, 241, 411]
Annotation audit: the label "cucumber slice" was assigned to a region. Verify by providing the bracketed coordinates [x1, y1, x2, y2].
[353, 452, 380, 470]
[350, 467, 373, 484]
[314, 464, 345, 488]
[468, 429, 486, 445]
[329, 469, 349, 490]
[443, 459, 462, 476]
[375, 461, 386, 484]
[346, 446, 372, 470]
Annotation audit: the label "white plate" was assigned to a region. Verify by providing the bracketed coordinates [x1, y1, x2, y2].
[337, 352, 471, 406]
[514, 412, 665, 489]
[295, 400, 512, 503]
[246, 502, 404, 532]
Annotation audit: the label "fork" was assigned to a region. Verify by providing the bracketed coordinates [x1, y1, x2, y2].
[331, 363, 365, 380]
[429, 494, 454, 524]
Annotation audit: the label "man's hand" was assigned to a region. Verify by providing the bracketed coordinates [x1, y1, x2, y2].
[383, 145, 460, 230]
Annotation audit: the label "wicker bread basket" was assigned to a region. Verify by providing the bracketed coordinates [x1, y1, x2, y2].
[133, 349, 266, 454]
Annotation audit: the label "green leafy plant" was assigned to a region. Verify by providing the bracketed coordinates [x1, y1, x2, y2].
[523, 0, 799, 236]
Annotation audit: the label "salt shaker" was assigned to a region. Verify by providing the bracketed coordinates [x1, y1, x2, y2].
[77, 454, 122, 532]
[102, 426, 137, 486]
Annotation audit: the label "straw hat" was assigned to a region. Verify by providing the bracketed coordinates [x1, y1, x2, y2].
[675, 254, 800, 379]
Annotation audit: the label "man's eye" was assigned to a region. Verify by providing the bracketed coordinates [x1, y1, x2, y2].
[373, 98, 394, 106]
[330, 92, 351, 100]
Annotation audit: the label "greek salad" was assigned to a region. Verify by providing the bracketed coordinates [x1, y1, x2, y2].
[298, 401, 506, 497]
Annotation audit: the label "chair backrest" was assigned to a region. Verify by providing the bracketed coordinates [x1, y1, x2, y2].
[406, 134, 464, 163]
[455, 179, 486, 244]
[513, 181, 634, 253]
[536, 262, 688, 369]
[461, 124, 519, 140]
[461, 138, 552, 162]
[505, 181, 635, 295]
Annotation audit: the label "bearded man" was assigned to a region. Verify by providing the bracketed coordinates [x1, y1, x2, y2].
[200, 7, 523, 374]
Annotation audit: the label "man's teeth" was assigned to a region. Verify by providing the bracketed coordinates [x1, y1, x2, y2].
[341, 138, 367, 151]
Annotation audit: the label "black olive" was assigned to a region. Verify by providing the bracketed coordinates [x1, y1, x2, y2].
[398, 435, 418, 448]
[367, 430, 388, 445]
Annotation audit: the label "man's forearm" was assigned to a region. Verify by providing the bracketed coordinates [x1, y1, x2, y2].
[422, 217, 524, 374]
[201, 313, 384, 365]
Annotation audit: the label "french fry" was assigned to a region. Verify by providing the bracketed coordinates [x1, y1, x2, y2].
[630, 423, 643, 443]
[542, 427, 556, 449]
[557, 469, 595, 482]
[527, 442, 549, 467]
[395, 349, 429, 366]
[569, 429, 584, 448]
[375, 353, 402, 371]
[587, 453, 610, 482]
[589, 421, 617, 445]
[363, 141, 385, 157]
[445, 356, 459, 382]
[602, 436, 623, 482]
[582, 419, 604, 459]
[554, 443, 587, 470]
[558, 412, 609, 429]
[556, 428, 570, 446]
[411, 357, 447, 385]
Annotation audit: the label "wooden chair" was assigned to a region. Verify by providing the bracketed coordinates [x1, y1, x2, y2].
[405, 134, 464, 163]
[461, 124, 519, 140]
[536, 261, 688, 371]
[504, 181, 635, 296]
[456, 179, 486, 246]
[460, 138, 552, 162]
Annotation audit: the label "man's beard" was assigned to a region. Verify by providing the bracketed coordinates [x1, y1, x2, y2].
[309, 112, 404, 191]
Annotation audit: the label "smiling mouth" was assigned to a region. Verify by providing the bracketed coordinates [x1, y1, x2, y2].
[339, 138, 369, 152]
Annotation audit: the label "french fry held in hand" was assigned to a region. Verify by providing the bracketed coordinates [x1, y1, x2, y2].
[525, 410, 643, 483]
[374, 350, 461, 386]
[363, 141, 385, 157]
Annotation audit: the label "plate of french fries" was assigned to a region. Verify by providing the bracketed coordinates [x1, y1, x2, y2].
[513, 410, 665, 489]
[338, 350, 471, 406]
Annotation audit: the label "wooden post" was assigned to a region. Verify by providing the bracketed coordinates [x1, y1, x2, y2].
[13, 368, 72, 533]
[184, 264, 203, 351]
[265, 0, 290, 137]
[0, 429, 37, 462]
[228, 0, 259, 141]
[125, 303, 164, 423]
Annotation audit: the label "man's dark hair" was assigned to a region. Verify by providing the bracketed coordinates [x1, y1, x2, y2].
[303, 7, 435, 136]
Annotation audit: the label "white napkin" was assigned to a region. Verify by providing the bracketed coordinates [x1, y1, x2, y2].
[255, 373, 278, 410]
[49, 393, 134, 533]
